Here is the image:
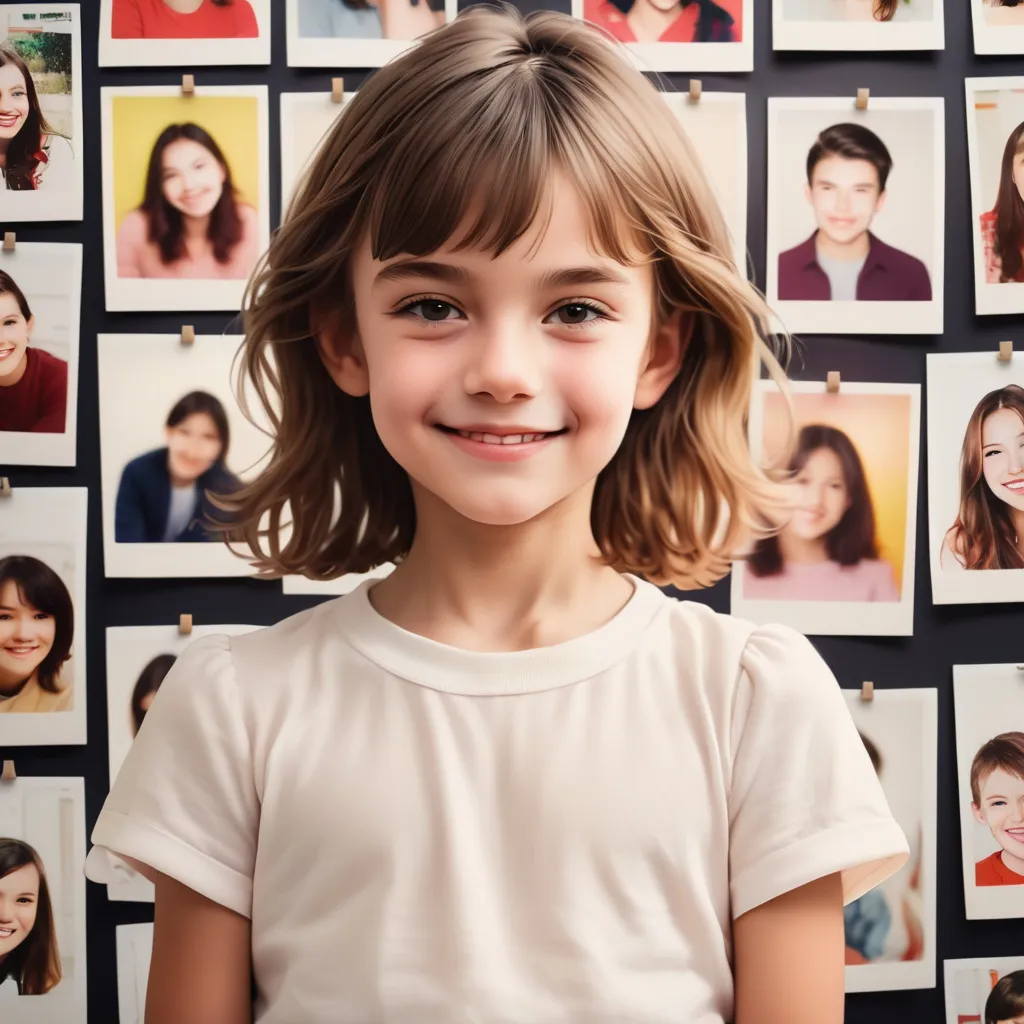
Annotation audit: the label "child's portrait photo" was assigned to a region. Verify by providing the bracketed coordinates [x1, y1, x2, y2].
[98, 333, 274, 579]
[279, 90, 349, 219]
[576, 0, 752, 71]
[0, 486, 86, 747]
[731, 380, 920, 636]
[842, 687, 937, 992]
[0, 242, 80, 467]
[286, 0, 456, 68]
[945, 957, 1024, 1024]
[101, 85, 270, 312]
[966, 80, 1024, 313]
[0, 6, 83, 223]
[954, 663, 1024, 919]
[766, 97, 944, 336]
[115, 923, 152, 1024]
[927, 351, 1024, 605]
[0, 776, 86, 1023]
[99, 0, 270, 67]
[773, 0, 943, 50]
[972, 0, 1024, 53]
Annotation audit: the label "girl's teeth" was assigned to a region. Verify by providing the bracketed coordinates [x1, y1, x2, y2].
[457, 431, 548, 445]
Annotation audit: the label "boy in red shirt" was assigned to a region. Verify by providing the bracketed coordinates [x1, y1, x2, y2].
[112, 0, 258, 39]
[971, 732, 1024, 887]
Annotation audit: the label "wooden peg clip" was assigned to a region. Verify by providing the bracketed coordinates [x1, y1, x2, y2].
[181, 325, 195, 346]
[999, 340, 1013, 362]
[860, 681, 875, 702]
[1, 761, 15, 782]
[181, 74, 195, 96]
[0, 477, 11, 497]
[2, 232, 14, 252]
[331, 77, 345, 103]
[826, 370, 841, 394]
[855, 88, 869, 111]
[179, 613, 193, 635]
[688, 79, 702, 103]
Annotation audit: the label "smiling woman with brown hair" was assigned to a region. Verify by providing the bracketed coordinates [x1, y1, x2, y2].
[112, 0, 259, 38]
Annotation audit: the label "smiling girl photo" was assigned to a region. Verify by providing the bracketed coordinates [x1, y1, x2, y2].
[0, 838, 61, 996]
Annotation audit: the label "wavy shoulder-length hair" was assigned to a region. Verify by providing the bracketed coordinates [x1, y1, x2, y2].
[0, 839, 61, 995]
[872, 0, 901, 20]
[218, 4, 791, 590]
[991, 122, 1024, 283]
[946, 384, 1024, 570]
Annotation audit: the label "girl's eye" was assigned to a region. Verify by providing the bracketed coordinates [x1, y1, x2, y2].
[544, 302, 608, 329]
[983, 449, 1003, 458]
[397, 299, 461, 324]
[34, 612, 50, 621]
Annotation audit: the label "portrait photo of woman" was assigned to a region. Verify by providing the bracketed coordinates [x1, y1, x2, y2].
[582, 0, 740, 43]
[0, 838, 61, 996]
[979, 121, 1024, 285]
[111, 0, 259, 37]
[114, 390, 243, 545]
[774, 0, 941, 48]
[296, 0, 447, 39]
[129, 652, 175, 736]
[0, 554, 74, 716]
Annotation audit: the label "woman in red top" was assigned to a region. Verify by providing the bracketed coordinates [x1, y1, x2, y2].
[583, 0, 740, 43]
[112, 0, 259, 39]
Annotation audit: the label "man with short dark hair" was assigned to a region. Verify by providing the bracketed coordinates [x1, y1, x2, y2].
[777, 122, 932, 301]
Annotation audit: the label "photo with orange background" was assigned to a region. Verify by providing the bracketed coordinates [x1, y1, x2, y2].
[762, 390, 913, 591]
[110, 95, 260, 232]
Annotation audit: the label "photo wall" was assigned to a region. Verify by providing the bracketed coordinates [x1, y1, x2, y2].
[1, 2, 1023, 1022]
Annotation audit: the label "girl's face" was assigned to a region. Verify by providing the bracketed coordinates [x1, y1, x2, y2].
[786, 446, 851, 541]
[0, 862, 39, 957]
[0, 293, 33, 380]
[981, 407, 1024, 514]
[0, 580, 55, 688]
[972, 767, 1024, 863]
[165, 411, 223, 484]
[0, 63, 29, 141]
[160, 138, 226, 220]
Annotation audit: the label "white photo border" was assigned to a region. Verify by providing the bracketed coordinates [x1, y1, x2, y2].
[279, 90, 351, 221]
[971, 0, 1024, 55]
[772, 0, 944, 51]
[944, 955, 1024, 1022]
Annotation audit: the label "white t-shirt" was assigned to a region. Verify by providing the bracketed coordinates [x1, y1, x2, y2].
[84, 574, 908, 1024]
[162, 482, 197, 542]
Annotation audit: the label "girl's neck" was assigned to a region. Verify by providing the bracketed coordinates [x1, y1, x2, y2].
[1002, 846, 1024, 878]
[777, 530, 831, 566]
[162, 0, 206, 13]
[0, 350, 28, 387]
[0, 136, 9, 165]
[182, 213, 211, 239]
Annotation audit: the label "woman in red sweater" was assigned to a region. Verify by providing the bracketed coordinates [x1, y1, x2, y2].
[0, 269, 68, 434]
[112, 0, 259, 38]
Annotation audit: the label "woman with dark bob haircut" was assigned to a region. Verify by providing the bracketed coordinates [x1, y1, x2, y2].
[130, 652, 177, 736]
[114, 390, 244, 543]
[0, 838, 62, 994]
[986, 970, 1024, 1024]
[0, 555, 74, 714]
[115, 122, 259, 280]
[744, 424, 900, 602]
[584, 0, 739, 43]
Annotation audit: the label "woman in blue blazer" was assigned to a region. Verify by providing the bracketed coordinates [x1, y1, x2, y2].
[114, 390, 243, 543]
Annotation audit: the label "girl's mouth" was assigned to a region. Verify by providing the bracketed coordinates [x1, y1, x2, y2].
[0, 927, 15, 938]
[0, 347, 17, 361]
[1003, 479, 1024, 493]
[0, 115, 21, 129]
[1005, 827, 1024, 845]
[4, 645, 39, 657]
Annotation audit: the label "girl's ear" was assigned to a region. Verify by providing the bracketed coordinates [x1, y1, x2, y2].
[970, 802, 987, 827]
[634, 307, 692, 411]
[312, 304, 370, 398]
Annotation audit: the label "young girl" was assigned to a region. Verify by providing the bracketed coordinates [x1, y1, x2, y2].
[0, 43, 74, 193]
[112, 0, 260, 39]
[981, 122, 1024, 285]
[744, 424, 900, 602]
[0, 839, 61, 995]
[585, 0, 739, 43]
[0, 269, 68, 433]
[85, 8, 909, 1022]
[115, 122, 260, 280]
[943, 384, 1024, 571]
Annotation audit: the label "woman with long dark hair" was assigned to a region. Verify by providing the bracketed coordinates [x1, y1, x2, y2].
[583, 0, 739, 43]
[744, 424, 900, 601]
[0, 43, 73, 192]
[114, 390, 244, 543]
[0, 839, 61, 995]
[943, 384, 1024, 570]
[115, 122, 259, 280]
[130, 652, 177, 735]
[980, 122, 1024, 284]
[112, 0, 259, 38]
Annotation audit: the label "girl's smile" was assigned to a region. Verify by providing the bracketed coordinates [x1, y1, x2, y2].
[0, 63, 29, 141]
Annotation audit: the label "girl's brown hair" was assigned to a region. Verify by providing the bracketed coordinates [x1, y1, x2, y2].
[986, 969, 1024, 1024]
[991, 122, 1024, 284]
[946, 384, 1024, 571]
[0, 838, 61, 995]
[0, 269, 32, 320]
[222, 4, 789, 590]
[873, 0, 900, 20]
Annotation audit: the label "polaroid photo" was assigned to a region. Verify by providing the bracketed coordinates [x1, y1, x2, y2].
[115, 923, 152, 1024]
[279, 90, 349, 219]
[660, 89, 747, 276]
[0, 487, 86, 746]
[97, 333, 276, 579]
[0, 776, 86, 1022]
[575, 0, 753, 72]
[766, 96, 944, 336]
[926, 351, 1024, 604]
[100, 84, 270, 313]
[944, 956, 1024, 1023]
[965, 78, 1024, 315]
[730, 379, 920, 636]
[104, 623, 259, 901]
[99, 0, 271, 66]
[286, 0, 458, 68]
[0, 5, 83, 223]
[972, 0, 1024, 54]
[841, 687, 937, 992]
[0, 242, 81, 466]
[773, 0, 944, 52]
[954, 662, 1024, 919]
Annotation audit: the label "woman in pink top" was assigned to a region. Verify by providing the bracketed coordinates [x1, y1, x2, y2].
[115, 122, 260, 280]
[743, 424, 899, 602]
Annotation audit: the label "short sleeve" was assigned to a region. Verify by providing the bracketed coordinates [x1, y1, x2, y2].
[727, 624, 909, 920]
[84, 634, 258, 918]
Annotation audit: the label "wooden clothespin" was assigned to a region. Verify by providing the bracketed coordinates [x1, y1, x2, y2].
[688, 79, 702, 103]
[0, 477, 11, 497]
[331, 77, 345, 103]
[181, 74, 195, 96]
[1, 761, 16, 782]
[180, 325, 195, 346]
[999, 340, 1013, 362]
[179, 613, 193, 635]
[860, 681, 875, 702]
[855, 88, 869, 111]
[826, 371, 841, 394]
[2, 232, 14, 252]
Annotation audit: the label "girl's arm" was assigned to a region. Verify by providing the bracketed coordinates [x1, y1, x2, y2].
[146, 871, 253, 1024]
[733, 872, 845, 1024]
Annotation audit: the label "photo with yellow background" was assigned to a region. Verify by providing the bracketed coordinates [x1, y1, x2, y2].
[111, 95, 260, 231]
[762, 391, 913, 590]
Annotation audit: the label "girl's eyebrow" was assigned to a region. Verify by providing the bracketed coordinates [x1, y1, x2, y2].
[983, 432, 1024, 448]
[372, 259, 631, 291]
